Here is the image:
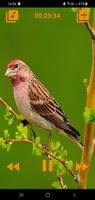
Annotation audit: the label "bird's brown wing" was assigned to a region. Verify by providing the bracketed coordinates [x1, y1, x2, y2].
[28, 77, 80, 138]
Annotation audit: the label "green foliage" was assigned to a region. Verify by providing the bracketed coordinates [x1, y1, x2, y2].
[52, 181, 61, 189]
[4, 129, 10, 139]
[0, 128, 12, 152]
[1, 108, 75, 188]
[71, 8, 90, 13]
[0, 138, 4, 146]
[67, 160, 73, 170]
[4, 108, 14, 125]
[0, 137, 12, 152]
[49, 140, 61, 152]
[83, 78, 88, 87]
[32, 137, 42, 156]
[84, 107, 95, 122]
[56, 162, 66, 176]
[35, 137, 41, 145]
[49, 140, 73, 173]
[15, 131, 23, 140]
[16, 123, 28, 139]
[58, 147, 68, 159]
[6, 142, 12, 152]
[0, 138, 7, 149]
[81, 8, 90, 11]
[49, 140, 74, 188]
[17, 114, 25, 121]
[71, 8, 80, 13]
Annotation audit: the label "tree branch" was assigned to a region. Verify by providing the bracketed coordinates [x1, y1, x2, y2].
[0, 96, 78, 183]
[0, 96, 77, 183]
[78, 8, 95, 189]
[57, 171, 67, 189]
[0, 97, 18, 118]
[4, 138, 78, 183]
[85, 21, 95, 40]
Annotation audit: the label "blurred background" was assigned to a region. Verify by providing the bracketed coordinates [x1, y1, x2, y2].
[0, 8, 94, 189]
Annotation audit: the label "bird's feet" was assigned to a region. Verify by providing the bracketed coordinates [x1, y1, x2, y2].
[30, 126, 36, 141]
[42, 132, 52, 150]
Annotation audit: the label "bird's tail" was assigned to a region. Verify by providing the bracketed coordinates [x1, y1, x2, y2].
[63, 121, 83, 149]
[63, 123, 83, 149]
[70, 135, 83, 149]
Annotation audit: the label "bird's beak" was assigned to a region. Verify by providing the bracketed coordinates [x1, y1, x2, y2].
[5, 69, 15, 77]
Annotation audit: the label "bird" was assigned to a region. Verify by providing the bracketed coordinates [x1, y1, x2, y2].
[5, 59, 82, 148]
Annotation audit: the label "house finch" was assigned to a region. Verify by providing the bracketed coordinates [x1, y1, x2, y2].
[5, 59, 82, 148]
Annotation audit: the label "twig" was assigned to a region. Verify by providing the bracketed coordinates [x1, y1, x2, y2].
[78, 9, 95, 189]
[4, 138, 78, 183]
[85, 21, 95, 40]
[57, 171, 67, 189]
[0, 97, 18, 118]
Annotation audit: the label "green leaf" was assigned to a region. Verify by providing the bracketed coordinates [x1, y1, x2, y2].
[0, 138, 8, 150]
[15, 131, 23, 140]
[50, 140, 61, 151]
[32, 143, 42, 156]
[83, 78, 88, 87]
[1, 142, 7, 150]
[9, 118, 14, 125]
[4, 129, 10, 139]
[17, 115, 25, 121]
[0, 137, 12, 152]
[71, 8, 80, 12]
[57, 163, 66, 175]
[0, 138, 4, 146]
[58, 147, 68, 160]
[6, 142, 12, 152]
[67, 160, 73, 170]
[17, 123, 28, 139]
[81, 8, 90, 11]
[84, 107, 95, 122]
[53, 160, 66, 176]
[62, 150, 68, 159]
[52, 181, 61, 189]
[71, 8, 90, 13]
[35, 137, 41, 146]
[32, 137, 42, 156]
[4, 109, 14, 125]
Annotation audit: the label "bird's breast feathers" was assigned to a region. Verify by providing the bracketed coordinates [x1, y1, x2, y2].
[13, 83, 55, 131]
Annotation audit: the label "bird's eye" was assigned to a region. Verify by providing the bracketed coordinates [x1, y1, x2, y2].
[14, 64, 19, 69]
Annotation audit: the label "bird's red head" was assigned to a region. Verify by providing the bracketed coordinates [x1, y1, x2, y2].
[5, 59, 29, 85]
[5, 59, 27, 77]
[7, 59, 21, 69]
